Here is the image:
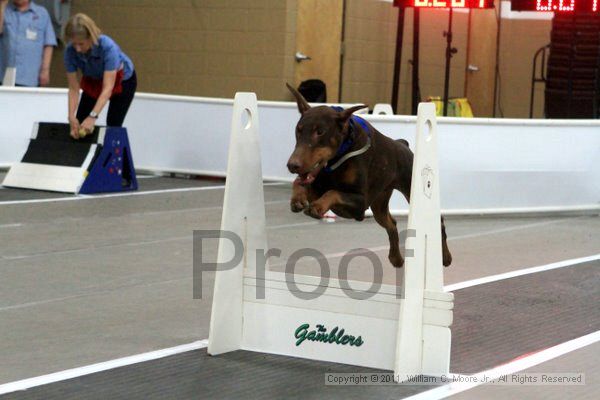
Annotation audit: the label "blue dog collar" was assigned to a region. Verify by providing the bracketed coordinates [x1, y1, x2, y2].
[325, 107, 371, 172]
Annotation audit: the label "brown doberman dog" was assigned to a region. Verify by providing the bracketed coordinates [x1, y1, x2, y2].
[285, 84, 452, 268]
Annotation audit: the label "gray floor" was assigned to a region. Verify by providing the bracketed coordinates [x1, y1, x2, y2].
[1, 260, 597, 400]
[0, 175, 599, 399]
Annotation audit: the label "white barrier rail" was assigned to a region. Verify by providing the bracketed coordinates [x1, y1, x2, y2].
[1, 87, 599, 215]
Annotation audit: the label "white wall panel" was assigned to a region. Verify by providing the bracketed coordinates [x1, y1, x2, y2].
[1, 87, 598, 214]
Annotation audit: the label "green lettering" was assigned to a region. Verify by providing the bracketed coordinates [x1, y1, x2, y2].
[335, 329, 345, 344]
[295, 323, 309, 346]
[328, 327, 338, 343]
[294, 324, 364, 347]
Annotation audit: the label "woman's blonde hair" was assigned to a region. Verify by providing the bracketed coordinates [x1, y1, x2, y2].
[64, 13, 102, 44]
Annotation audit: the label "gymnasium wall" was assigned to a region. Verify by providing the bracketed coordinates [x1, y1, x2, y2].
[341, 0, 402, 111]
[50, 0, 298, 100]
[340, 2, 551, 118]
[47, 1, 551, 117]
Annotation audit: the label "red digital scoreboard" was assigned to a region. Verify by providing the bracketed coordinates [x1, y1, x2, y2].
[393, 0, 495, 8]
[393, 0, 600, 12]
[511, 0, 599, 12]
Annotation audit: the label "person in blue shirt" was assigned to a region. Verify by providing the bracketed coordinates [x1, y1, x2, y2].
[0, 0, 57, 86]
[63, 13, 137, 139]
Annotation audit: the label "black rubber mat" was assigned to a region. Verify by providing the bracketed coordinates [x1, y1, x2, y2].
[21, 139, 94, 167]
[35, 123, 99, 143]
[20, 123, 100, 166]
[2, 262, 598, 400]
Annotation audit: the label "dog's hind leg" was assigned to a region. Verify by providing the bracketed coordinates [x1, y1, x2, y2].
[371, 189, 404, 268]
[441, 216, 452, 266]
[398, 175, 452, 267]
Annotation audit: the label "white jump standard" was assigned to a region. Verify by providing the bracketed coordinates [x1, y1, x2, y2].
[208, 93, 453, 381]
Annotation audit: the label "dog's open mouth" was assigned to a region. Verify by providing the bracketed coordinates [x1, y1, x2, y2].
[298, 161, 324, 185]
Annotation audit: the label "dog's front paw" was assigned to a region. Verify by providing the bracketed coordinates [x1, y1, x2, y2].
[290, 198, 308, 213]
[304, 202, 327, 219]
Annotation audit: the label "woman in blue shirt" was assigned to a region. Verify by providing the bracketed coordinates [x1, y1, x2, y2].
[63, 13, 136, 139]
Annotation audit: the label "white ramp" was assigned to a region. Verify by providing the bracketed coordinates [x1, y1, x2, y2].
[3, 123, 138, 194]
[208, 96, 453, 380]
[2, 123, 97, 193]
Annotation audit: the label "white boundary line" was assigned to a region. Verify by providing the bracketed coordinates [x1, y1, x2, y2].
[403, 331, 600, 400]
[0, 223, 22, 228]
[0, 340, 208, 395]
[0, 182, 286, 206]
[0, 185, 226, 205]
[445, 253, 600, 292]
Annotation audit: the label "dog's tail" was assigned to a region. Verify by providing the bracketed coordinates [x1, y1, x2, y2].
[396, 139, 409, 148]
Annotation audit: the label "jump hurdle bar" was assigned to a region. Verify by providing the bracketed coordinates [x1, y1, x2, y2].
[208, 93, 453, 381]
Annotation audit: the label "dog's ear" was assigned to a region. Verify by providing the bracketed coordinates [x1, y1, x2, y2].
[286, 83, 311, 114]
[337, 105, 368, 122]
